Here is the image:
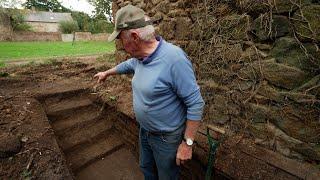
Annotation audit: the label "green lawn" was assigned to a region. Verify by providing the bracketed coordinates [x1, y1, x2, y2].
[0, 41, 115, 61]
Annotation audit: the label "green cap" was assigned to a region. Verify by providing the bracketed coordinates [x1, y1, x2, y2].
[108, 5, 152, 42]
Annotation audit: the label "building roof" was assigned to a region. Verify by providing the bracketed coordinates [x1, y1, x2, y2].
[25, 11, 73, 23]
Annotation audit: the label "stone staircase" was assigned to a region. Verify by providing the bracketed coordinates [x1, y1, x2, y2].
[40, 89, 143, 180]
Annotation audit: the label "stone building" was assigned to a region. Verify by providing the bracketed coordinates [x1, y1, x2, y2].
[24, 11, 73, 32]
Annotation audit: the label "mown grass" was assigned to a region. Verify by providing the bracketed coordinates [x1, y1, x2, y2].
[0, 41, 115, 61]
[0, 61, 5, 68]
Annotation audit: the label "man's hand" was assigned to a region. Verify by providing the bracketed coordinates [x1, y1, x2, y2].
[94, 71, 109, 83]
[176, 141, 192, 166]
[94, 67, 117, 83]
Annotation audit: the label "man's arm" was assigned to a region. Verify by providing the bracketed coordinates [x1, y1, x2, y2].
[94, 58, 137, 83]
[176, 120, 200, 165]
[184, 120, 201, 141]
[170, 53, 205, 166]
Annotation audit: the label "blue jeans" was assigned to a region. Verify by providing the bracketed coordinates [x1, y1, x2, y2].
[139, 125, 185, 180]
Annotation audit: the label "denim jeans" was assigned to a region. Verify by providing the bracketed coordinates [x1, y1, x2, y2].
[139, 125, 185, 180]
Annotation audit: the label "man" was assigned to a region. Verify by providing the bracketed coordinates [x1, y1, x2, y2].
[94, 5, 204, 180]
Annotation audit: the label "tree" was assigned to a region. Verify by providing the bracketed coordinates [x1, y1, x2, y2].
[71, 11, 91, 32]
[0, 8, 32, 32]
[23, 0, 71, 12]
[59, 20, 79, 33]
[89, 19, 113, 34]
[87, 0, 112, 22]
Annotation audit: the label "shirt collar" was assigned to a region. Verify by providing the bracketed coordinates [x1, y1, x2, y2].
[141, 36, 163, 65]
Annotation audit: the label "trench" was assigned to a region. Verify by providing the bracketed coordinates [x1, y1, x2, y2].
[37, 88, 144, 180]
[36, 87, 228, 180]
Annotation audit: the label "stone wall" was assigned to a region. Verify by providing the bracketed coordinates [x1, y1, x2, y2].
[26, 22, 60, 32]
[112, 0, 320, 177]
[91, 33, 110, 41]
[74, 32, 92, 41]
[62, 32, 110, 42]
[11, 32, 62, 41]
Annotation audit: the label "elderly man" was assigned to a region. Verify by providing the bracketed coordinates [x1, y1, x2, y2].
[94, 4, 204, 180]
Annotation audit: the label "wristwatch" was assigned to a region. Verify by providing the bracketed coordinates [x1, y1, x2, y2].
[183, 137, 194, 146]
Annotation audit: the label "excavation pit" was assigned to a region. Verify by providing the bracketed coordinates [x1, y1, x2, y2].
[38, 89, 143, 179]
[2, 61, 316, 180]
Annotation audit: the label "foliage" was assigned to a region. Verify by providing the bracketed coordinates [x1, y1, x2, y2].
[0, 61, 5, 68]
[71, 11, 91, 32]
[59, 20, 79, 34]
[3, 8, 32, 32]
[89, 19, 113, 34]
[21, 169, 32, 179]
[87, 0, 112, 22]
[71, 11, 114, 34]
[14, 23, 32, 31]
[23, 0, 71, 12]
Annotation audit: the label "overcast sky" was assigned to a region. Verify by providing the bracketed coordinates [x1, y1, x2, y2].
[60, 0, 95, 16]
[13, 0, 95, 16]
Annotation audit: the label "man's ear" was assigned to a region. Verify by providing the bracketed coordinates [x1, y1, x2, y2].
[131, 31, 140, 42]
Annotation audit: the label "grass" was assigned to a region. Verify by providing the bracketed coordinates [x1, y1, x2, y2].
[0, 41, 115, 62]
[0, 61, 4, 68]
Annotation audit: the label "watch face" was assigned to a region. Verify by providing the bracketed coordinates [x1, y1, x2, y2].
[186, 138, 193, 146]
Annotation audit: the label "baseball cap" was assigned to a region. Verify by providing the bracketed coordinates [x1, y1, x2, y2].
[108, 4, 153, 42]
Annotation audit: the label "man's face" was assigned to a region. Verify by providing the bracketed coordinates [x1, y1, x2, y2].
[119, 31, 139, 58]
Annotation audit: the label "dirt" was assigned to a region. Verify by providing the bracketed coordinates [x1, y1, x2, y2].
[0, 60, 136, 179]
[1, 58, 317, 180]
[0, 97, 73, 179]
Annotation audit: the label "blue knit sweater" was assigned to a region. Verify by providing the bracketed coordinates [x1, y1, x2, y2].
[116, 37, 204, 132]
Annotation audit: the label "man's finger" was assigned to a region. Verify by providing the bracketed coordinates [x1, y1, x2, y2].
[176, 158, 180, 166]
[93, 74, 99, 78]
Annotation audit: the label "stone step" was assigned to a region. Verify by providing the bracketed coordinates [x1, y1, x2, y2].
[45, 96, 93, 117]
[52, 105, 102, 133]
[57, 117, 114, 152]
[76, 148, 143, 180]
[66, 129, 124, 173]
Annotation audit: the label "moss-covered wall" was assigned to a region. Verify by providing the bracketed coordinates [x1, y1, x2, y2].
[113, 0, 320, 177]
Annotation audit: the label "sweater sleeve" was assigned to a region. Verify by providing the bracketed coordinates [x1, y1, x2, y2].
[171, 54, 205, 121]
[115, 58, 137, 74]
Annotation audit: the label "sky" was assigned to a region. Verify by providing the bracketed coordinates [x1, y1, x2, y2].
[60, 0, 95, 16]
[9, 0, 95, 16]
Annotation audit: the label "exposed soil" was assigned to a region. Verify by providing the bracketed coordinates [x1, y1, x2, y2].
[1, 59, 319, 180]
[0, 60, 140, 179]
[0, 97, 73, 179]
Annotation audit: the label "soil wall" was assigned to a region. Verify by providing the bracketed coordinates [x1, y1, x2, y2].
[112, 0, 320, 173]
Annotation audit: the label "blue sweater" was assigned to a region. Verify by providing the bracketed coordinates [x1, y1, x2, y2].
[116, 37, 204, 132]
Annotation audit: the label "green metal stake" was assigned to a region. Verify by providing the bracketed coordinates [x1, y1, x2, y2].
[205, 128, 220, 180]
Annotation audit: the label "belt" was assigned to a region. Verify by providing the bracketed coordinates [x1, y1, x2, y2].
[141, 125, 185, 136]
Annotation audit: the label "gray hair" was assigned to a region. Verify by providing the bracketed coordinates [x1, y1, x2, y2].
[123, 16, 155, 41]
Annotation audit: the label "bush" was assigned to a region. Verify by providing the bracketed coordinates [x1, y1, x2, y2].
[4, 8, 33, 32]
[89, 20, 113, 34]
[59, 20, 79, 34]
[71, 11, 91, 32]
[14, 23, 32, 31]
